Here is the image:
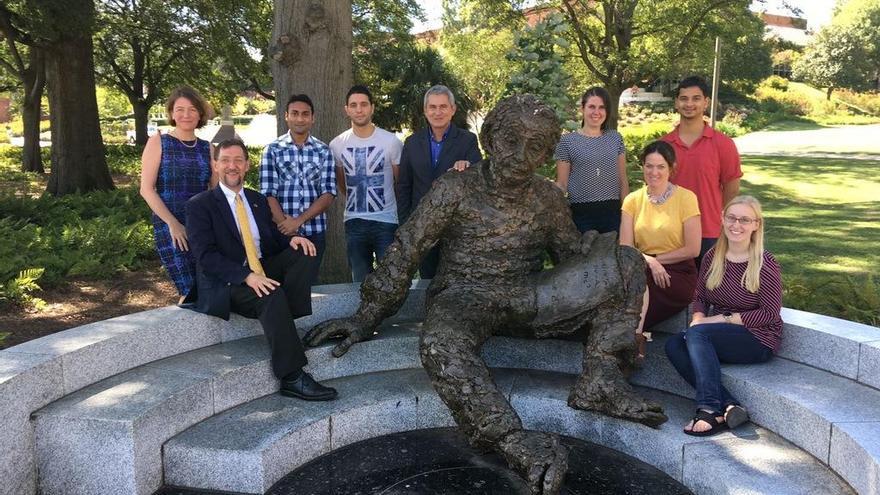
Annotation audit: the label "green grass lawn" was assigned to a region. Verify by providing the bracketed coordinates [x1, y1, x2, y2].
[741, 155, 880, 325]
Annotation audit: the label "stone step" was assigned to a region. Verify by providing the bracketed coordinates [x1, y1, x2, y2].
[6, 273, 878, 495]
[647, 308, 880, 392]
[778, 308, 880, 389]
[26, 321, 580, 495]
[163, 367, 853, 495]
[29, 317, 880, 495]
[633, 335, 880, 495]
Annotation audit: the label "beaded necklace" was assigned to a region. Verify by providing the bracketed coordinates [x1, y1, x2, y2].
[647, 183, 675, 205]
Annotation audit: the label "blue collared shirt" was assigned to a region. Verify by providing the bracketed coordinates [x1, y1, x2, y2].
[429, 126, 451, 169]
[259, 133, 337, 236]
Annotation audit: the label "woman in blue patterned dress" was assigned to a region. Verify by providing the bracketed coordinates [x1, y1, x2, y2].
[140, 87, 214, 302]
[554, 87, 629, 233]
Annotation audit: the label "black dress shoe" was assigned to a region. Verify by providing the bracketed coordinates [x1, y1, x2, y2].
[280, 372, 338, 401]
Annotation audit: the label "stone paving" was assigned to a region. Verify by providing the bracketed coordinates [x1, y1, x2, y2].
[3, 283, 879, 495]
[734, 123, 880, 158]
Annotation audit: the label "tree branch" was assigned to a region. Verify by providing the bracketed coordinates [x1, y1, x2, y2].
[560, 0, 610, 81]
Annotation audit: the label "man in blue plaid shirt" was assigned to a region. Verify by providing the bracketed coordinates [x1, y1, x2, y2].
[261, 94, 337, 278]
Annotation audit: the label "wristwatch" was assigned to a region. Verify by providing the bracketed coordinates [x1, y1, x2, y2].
[723, 312, 732, 323]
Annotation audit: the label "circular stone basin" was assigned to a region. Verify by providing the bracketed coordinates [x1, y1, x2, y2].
[161, 427, 692, 495]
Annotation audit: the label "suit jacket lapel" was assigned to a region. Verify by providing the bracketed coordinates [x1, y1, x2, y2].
[244, 189, 273, 248]
[433, 125, 457, 180]
[212, 186, 242, 244]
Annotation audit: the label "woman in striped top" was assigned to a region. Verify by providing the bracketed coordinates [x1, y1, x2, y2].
[665, 195, 783, 437]
[554, 87, 629, 233]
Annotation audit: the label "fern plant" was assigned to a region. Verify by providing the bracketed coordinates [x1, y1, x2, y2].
[0, 268, 47, 310]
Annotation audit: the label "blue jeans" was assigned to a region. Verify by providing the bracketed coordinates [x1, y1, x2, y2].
[664, 323, 772, 413]
[345, 219, 397, 282]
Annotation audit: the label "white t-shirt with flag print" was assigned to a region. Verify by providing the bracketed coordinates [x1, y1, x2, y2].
[330, 126, 403, 224]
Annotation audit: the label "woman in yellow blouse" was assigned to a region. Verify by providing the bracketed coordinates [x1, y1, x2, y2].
[620, 141, 702, 357]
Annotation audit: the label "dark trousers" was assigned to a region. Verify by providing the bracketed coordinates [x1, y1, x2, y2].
[230, 248, 317, 379]
[570, 199, 622, 234]
[696, 237, 718, 272]
[305, 232, 326, 284]
[664, 323, 772, 413]
[419, 244, 441, 280]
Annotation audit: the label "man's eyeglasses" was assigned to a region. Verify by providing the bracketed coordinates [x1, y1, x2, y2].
[218, 158, 247, 165]
[723, 214, 757, 226]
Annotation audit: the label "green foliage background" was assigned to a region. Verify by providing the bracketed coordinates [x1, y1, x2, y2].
[0, 145, 152, 307]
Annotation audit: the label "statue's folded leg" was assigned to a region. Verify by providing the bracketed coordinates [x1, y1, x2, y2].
[419, 291, 567, 495]
[567, 246, 669, 427]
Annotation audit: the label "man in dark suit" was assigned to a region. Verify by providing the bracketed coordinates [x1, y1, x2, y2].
[397, 84, 482, 278]
[186, 138, 336, 401]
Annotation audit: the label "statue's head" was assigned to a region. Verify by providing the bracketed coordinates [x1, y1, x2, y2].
[480, 94, 560, 185]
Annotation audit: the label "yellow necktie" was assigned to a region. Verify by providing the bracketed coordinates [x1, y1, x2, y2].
[234, 194, 265, 276]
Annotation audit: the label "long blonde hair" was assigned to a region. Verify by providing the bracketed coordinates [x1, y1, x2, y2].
[706, 195, 765, 293]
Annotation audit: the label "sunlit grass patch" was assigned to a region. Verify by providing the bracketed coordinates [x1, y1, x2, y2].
[741, 155, 879, 324]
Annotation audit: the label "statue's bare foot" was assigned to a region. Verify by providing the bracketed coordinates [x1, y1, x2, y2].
[568, 374, 668, 427]
[498, 429, 568, 495]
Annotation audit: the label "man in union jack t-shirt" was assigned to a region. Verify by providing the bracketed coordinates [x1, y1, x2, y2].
[329, 85, 403, 282]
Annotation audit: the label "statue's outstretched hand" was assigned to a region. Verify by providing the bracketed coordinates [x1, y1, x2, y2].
[579, 230, 599, 255]
[303, 317, 372, 358]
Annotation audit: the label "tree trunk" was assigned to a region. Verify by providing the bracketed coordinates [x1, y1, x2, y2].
[44, 33, 113, 195]
[132, 99, 150, 146]
[271, 0, 353, 284]
[826, 86, 834, 101]
[20, 47, 46, 174]
[605, 83, 624, 131]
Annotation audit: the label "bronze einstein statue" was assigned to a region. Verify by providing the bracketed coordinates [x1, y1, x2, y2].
[305, 94, 667, 494]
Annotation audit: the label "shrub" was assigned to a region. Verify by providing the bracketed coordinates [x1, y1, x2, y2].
[0, 187, 155, 310]
[755, 86, 813, 115]
[764, 75, 790, 91]
[104, 144, 144, 175]
[0, 268, 46, 309]
[714, 121, 747, 137]
[618, 122, 672, 189]
[784, 274, 879, 327]
[834, 89, 880, 116]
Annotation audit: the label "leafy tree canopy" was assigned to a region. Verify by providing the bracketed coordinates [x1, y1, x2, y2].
[791, 0, 880, 100]
[445, 0, 771, 128]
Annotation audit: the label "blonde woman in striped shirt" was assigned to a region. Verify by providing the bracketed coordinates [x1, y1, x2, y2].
[664, 196, 783, 437]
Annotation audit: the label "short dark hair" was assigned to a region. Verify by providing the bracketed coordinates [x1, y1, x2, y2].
[675, 76, 710, 98]
[214, 138, 249, 161]
[346, 85, 373, 105]
[639, 140, 676, 173]
[286, 94, 314, 114]
[166, 86, 211, 128]
[579, 86, 611, 131]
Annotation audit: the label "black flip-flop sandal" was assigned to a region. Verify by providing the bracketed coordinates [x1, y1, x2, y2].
[684, 409, 728, 437]
[725, 405, 749, 429]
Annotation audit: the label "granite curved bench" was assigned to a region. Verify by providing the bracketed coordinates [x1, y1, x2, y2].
[1, 282, 878, 495]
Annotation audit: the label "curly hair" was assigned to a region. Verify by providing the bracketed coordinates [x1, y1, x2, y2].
[479, 94, 560, 158]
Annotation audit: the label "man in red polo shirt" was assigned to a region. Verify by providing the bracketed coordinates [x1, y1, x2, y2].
[662, 76, 742, 266]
